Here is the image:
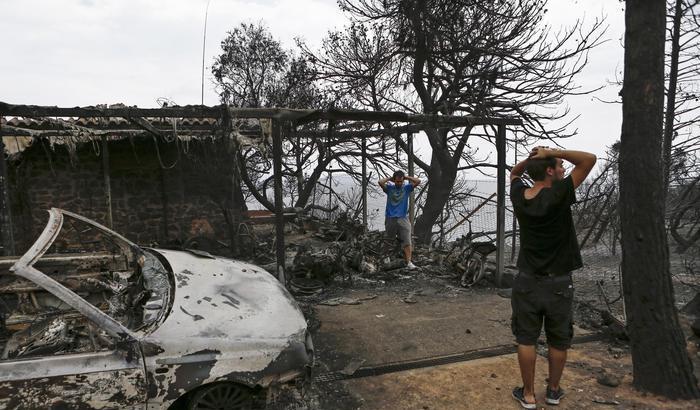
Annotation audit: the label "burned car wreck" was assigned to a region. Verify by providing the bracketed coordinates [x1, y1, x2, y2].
[0, 208, 313, 409]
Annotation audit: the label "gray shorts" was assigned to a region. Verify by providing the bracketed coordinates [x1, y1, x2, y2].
[385, 216, 412, 247]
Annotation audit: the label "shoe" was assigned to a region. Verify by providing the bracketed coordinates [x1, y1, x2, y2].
[406, 262, 418, 269]
[545, 386, 565, 405]
[512, 387, 536, 409]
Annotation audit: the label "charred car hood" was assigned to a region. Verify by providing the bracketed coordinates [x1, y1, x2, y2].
[143, 249, 307, 353]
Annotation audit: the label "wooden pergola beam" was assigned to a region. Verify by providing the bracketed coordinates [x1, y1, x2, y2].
[0, 102, 523, 127]
[0, 128, 220, 137]
[1, 122, 504, 142]
[0, 125, 414, 138]
[297, 109, 523, 127]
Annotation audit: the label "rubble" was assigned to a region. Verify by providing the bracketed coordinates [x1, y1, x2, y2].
[318, 295, 377, 306]
[592, 397, 621, 405]
[289, 278, 324, 296]
[245, 209, 509, 290]
[597, 372, 622, 388]
[402, 290, 423, 304]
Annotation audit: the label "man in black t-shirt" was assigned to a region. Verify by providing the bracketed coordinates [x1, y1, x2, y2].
[509, 146, 596, 409]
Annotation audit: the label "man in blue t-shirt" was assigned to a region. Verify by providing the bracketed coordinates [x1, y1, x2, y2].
[378, 170, 421, 269]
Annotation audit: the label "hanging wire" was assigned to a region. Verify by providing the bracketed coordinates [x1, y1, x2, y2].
[152, 135, 179, 169]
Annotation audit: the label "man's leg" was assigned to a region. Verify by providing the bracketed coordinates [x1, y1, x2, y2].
[517, 344, 537, 404]
[383, 218, 397, 260]
[511, 274, 541, 406]
[398, 217, 414, 265]
[547, 346, 567, 391]
[543, 274, 574, 401]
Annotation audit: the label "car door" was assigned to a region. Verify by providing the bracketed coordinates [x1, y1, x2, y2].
[0, 341, 147, 409]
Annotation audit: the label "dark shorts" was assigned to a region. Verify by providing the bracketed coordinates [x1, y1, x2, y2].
[511, 272, 574, 350]
[385, 216, 412, 247]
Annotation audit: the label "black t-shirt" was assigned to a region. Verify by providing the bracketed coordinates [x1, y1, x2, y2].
[510, 175, 582, 275]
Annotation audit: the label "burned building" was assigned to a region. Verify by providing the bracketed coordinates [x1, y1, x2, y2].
[3, 117, 241, 254]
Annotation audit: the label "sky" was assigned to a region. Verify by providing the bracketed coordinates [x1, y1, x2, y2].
[0, 0, 626, 176]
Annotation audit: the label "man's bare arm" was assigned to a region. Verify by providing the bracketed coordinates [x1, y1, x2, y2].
[405, 175, 422, 187]
[378, 176, 391, 190]
[510, 159, 528, 182]
[531, 147, 597, 188]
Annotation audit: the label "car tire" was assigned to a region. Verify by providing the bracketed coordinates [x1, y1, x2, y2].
[187, 382, 253, 410]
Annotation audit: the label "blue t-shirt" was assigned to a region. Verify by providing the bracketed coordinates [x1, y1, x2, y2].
[384, 183, 414, 217]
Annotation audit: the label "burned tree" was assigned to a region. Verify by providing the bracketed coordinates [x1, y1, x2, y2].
[213, 23, 400, 213]
[662, 0, 700, 252]
[212, 23, 330, 111]
[619, 0, 700, 399]
[212, 23, 300, 219]
[663, 0, 700, 193]
[603, 1, 700, 252]
[304, 0, 605, 243]
[574, 143, 621, 252]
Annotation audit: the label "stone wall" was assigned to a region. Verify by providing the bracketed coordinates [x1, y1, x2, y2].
[8, 137, 235, 254]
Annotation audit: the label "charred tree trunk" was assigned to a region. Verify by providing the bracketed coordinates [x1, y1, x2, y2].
[408, 4, 459, 245]
[619, 0, 700, 399]
[413, 141, 457, 244]
[663, 0, 683, 194]
[294, 157, 333, 210]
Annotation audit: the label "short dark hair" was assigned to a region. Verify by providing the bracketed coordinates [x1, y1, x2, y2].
[526, 158, 557, 181]
[393, 170, 405, 179]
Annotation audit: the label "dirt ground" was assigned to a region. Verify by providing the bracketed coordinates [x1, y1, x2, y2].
[313, 289, 515, 368]
[341, 342, 700, 410]
[288, 263, 700, 410]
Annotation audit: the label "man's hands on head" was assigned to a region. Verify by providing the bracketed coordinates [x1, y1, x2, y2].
[529, 146, 548, 159]
[510, 145, 558, 183]
[379, 175, 421, 190]
[528, 146, 561, 160]
[404, 175, 421, 187]
[526, 146, 596, 188]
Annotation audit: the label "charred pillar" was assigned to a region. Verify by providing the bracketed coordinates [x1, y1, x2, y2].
[159, 166, 169, 242]
[326, 120, 335, 220]
[408, 133, 415, 227]
[272, 119, 286, 284]
[0, 122, 15, 256]
[361, 137, 368, 232]
[495, 124, 506, 287]
[100, 135, 113, 229]
[511, 138, 518, 262]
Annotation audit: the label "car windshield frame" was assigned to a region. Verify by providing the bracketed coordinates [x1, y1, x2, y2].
[10, 208, 146, 341]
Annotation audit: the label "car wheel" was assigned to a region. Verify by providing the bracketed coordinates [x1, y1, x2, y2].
[187, 383, 253, 410]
